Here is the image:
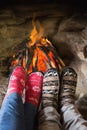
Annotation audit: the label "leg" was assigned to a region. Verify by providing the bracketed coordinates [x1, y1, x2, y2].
[24, 72, 43, 130]
[39, 68, 62, 130]
[0, 66, 26, 130]
[60, 67, 87, 130]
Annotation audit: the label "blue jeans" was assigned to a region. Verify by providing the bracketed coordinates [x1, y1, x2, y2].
[0, 93, 37, 130]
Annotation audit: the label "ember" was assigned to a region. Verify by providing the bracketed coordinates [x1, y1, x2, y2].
[10, 21, 65, 74]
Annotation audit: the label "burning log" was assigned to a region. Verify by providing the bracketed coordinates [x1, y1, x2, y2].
[1, 22, 65, 77]
[10, 37, 65, 74]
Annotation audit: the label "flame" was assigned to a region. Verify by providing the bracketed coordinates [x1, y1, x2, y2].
[28, 47, 48, 73]
[29, 21, 44, 45]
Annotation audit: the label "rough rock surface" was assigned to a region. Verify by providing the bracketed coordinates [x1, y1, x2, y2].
[0, 3, 87, 119]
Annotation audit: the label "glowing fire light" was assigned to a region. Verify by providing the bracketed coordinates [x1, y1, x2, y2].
[11, 20, 65, 74]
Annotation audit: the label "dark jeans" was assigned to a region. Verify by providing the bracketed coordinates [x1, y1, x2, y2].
[0, 93, 37, 130]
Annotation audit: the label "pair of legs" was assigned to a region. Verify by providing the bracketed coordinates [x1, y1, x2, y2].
[0, 66, 43, 130]
[0, 66, 87, 130]
[38, 67, 87, 130]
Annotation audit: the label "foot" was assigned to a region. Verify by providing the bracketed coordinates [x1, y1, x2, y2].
[6, 66, 26, 97]
[60, 66, 77, 107]
[25, 72, 43, 108]
[41, 68, 60, 109]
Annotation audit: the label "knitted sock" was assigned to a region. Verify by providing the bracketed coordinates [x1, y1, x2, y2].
[25, 72, 43, 108]
[41, 68, 60, 110]
[60, 67, 77, 107]
[6, 66, 26, 97]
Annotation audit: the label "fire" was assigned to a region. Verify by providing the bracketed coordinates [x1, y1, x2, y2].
[11, 20, 65, 74]
[29, 21, 44, 47]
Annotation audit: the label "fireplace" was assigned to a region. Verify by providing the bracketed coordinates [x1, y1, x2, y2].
[0, 0, 87, 119]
